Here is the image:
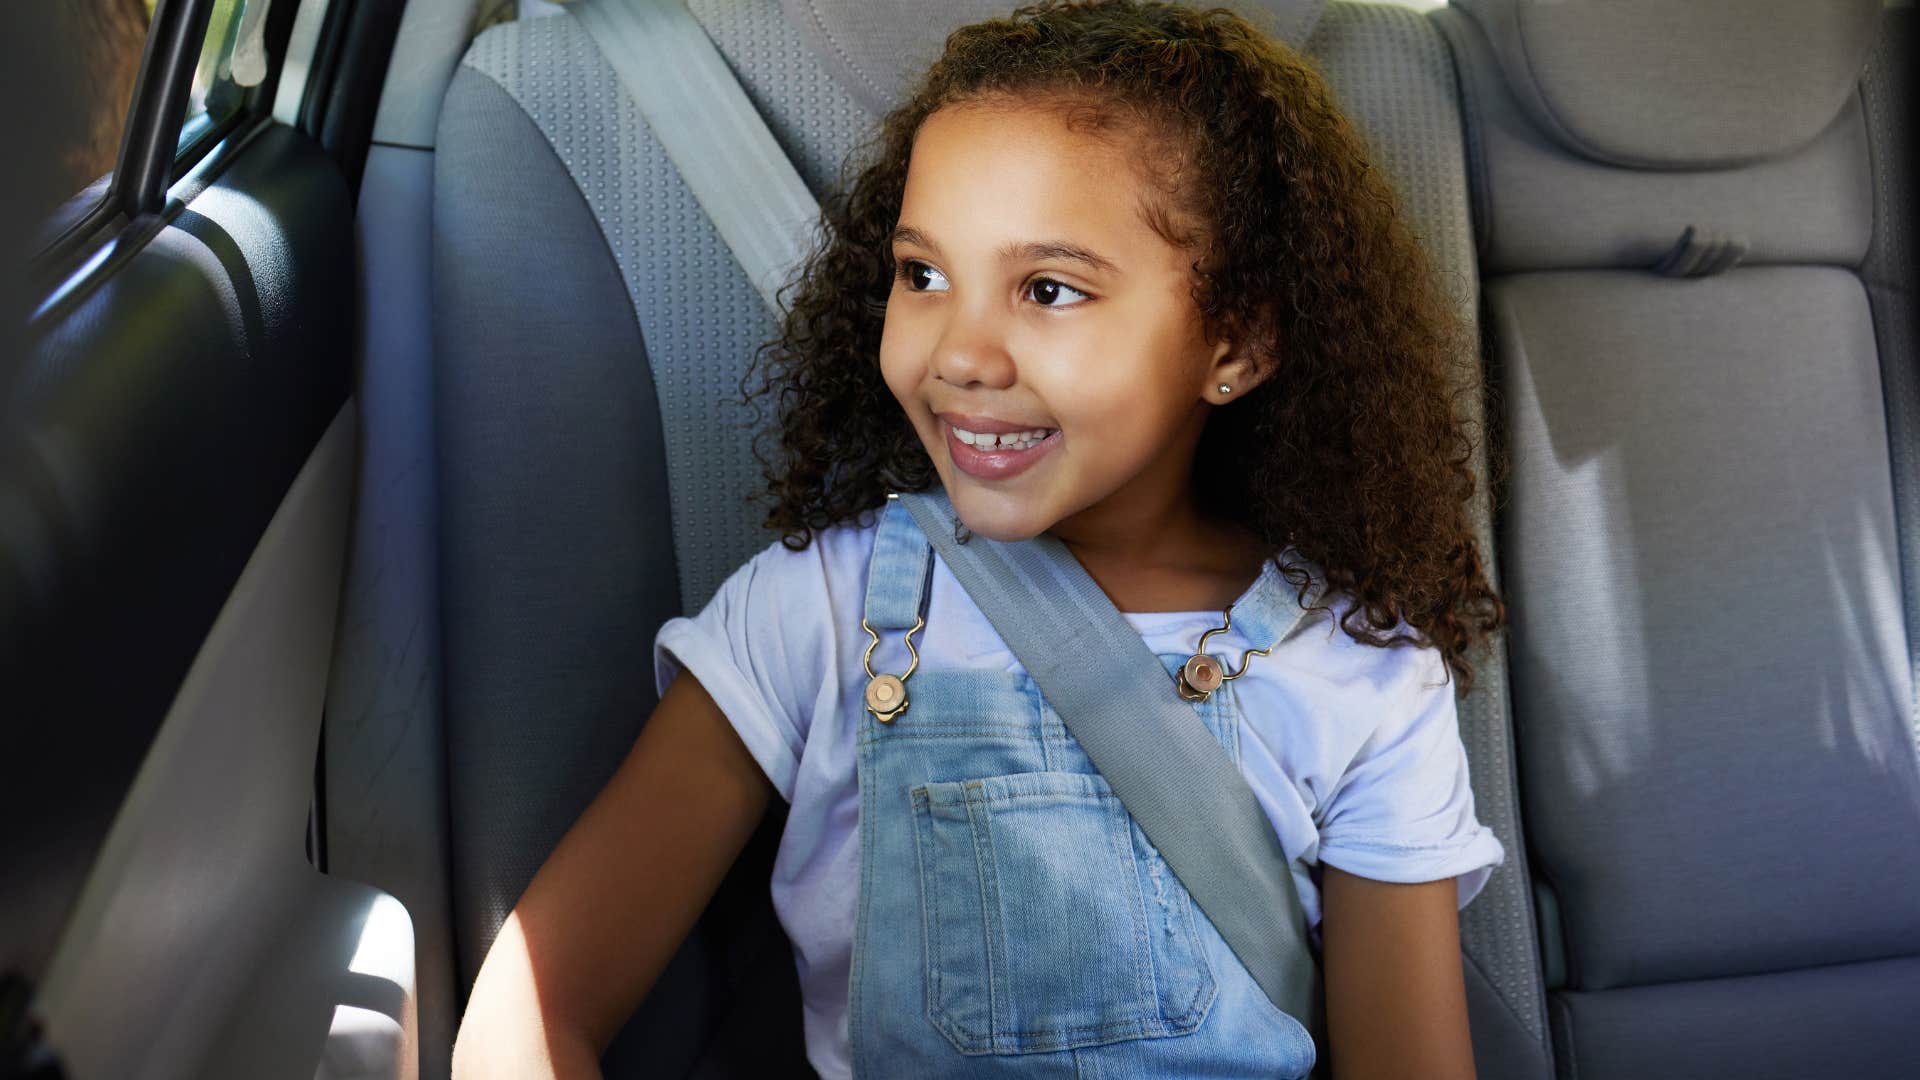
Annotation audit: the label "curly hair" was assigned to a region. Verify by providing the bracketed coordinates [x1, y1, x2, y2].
[747, 0, 1505, 693]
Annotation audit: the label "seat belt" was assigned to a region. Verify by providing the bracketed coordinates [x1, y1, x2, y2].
[899, 490, 1329, 1060]
[576, 0, 1331, 1061]
[572, 0, 817, 314]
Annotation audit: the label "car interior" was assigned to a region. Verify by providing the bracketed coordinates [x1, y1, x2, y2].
[3, 0, 1915, 1078]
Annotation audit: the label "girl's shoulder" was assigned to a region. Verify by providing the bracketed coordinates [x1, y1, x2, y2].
[713, 514, 885, 629]
[737, 513, 882, 584]
[1259, 557, 1452, 708]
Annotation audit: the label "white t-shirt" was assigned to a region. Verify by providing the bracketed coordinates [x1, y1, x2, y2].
[654, 520, 1505, 1080]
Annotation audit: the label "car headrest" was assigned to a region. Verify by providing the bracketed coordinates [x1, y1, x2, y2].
[779, 0, 1329, 118]
[1453, 0, 1883, 169]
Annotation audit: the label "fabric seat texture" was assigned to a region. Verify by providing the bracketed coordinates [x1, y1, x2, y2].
[1431, 2, 1919, 1077]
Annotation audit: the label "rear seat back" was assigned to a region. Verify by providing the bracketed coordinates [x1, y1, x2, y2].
[1433, 1, 1920, 1076]
[430, 0, 1544, 1072]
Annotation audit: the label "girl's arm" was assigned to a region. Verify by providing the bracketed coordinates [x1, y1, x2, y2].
[451, 671, 778, 1079]
[1320, 865, 1477, 1079]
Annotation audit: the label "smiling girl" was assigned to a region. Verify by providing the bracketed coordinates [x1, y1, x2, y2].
[454, 3, 1506, 1078]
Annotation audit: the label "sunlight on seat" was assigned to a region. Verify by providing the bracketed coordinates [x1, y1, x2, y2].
[313, 1004, 405, 1080]
[1812, 492, 1913, 769]
[350, 892, 416, 987]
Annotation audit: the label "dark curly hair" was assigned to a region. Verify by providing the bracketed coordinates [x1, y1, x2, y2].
[747, 0, 1505, 693]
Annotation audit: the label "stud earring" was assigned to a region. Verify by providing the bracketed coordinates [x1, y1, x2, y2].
[1218, 384, 1232, 395]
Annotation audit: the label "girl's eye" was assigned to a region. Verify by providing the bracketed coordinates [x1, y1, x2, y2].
[1027, 277, 1090, 308]
[899, 260, 949, 292]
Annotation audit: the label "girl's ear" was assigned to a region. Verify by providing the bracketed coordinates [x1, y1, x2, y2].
[1203, 338, 1272, 405]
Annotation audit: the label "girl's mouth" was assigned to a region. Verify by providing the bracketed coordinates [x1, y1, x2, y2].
[944, 420, 1062, 481]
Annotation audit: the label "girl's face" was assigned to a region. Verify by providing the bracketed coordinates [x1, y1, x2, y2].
[881, 100, 1259, 544]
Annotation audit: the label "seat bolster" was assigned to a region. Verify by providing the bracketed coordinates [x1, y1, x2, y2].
[434, 60, 681, 980]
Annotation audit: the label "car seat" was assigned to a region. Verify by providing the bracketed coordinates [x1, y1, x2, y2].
[1431, 1, 1920, 1075]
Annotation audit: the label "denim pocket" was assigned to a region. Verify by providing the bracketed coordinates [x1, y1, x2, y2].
[909, 770, 1217, 1055]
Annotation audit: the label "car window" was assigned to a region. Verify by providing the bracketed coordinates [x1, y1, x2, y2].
[179, 0, 262, 154]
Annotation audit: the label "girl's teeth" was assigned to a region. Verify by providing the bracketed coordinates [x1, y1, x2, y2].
[953, 426, 1054, 451]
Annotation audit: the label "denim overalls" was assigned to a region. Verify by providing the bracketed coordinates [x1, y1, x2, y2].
[847, 499, 1319, 1079]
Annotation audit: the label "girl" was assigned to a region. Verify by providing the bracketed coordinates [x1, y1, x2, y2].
[454, 2, 1507, 1077]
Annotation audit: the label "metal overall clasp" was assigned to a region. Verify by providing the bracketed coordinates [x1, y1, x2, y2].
[861, 614, 924, 723]
[1175, 604, 1276, 703]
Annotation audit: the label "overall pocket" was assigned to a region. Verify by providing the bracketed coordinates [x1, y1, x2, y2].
[909, 770, 1217, 1055]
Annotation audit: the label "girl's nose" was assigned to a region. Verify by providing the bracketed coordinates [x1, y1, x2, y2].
[930, 310, 1017, 390]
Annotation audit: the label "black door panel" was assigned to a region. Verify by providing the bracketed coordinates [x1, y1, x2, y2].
[3, 120, 353, 981]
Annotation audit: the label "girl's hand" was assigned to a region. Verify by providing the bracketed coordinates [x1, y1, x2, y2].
[1320, 866, 1477, 1079]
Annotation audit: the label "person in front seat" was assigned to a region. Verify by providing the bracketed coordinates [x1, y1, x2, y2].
[454, 2, 1505, 1077]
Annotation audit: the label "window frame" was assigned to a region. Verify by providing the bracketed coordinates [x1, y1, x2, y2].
[173, 0, 300, 180]
[30, 0, 310, 297]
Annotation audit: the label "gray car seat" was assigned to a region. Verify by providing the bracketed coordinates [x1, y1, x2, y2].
[416, 0, 1545, 1074]
[1431, 1, 1920, 1077]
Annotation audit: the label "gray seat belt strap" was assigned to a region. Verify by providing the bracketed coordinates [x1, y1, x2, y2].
[573, 0, 817, 314]
[899, 490, 1327, 1048]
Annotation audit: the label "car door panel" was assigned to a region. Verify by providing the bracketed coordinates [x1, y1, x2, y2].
[4, 0, 410, 1073]
[33, 406, 415, 1080]
[7, 123, 355, 981]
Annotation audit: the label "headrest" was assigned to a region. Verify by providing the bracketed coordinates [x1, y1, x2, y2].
[779, 0, 1329, 118]
[1454, 0, 1883, 169]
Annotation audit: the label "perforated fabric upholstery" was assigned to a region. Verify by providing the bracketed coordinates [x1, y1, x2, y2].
[437, 1, 1545, 1075]
[1438, 3, 1920, 1075]
[683, 0, 873, 198]
[1309, 6, 1547, 1074]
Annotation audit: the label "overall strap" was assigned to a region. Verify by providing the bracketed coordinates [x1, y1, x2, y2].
[863, 497, 936, 633]
[898, 488, 1327, 1051]
[1216, 558, 1319, 667]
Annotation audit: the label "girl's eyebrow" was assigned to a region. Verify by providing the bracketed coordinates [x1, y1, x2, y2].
[1010, 239, 1121, 275]
[891, 225, 1120, 275]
